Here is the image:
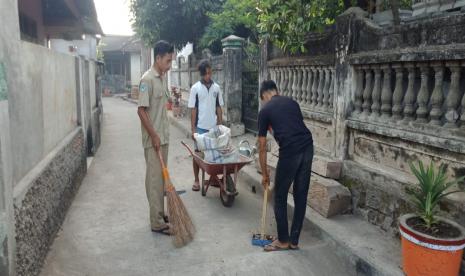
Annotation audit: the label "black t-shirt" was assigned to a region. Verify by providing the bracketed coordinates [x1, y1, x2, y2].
[258, 95, 313, 158]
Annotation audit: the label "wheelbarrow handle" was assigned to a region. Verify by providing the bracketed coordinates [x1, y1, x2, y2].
[181, 140, 195, 157]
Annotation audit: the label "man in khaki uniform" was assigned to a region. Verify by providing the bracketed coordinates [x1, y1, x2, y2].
[137, 41, 174, 235]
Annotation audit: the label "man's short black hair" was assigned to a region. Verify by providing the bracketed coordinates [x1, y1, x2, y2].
[198, 60, 212, 76]
[153, 40, 174, 58]
[260, 80, 278, 99]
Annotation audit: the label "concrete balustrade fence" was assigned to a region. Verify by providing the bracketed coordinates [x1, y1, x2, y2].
[261, 9, 465, 257]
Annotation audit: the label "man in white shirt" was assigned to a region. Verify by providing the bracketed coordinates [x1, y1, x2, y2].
[188, 60, 224, 191]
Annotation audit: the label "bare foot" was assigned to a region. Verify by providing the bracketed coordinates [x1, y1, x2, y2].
[192, 181, 200, 191]
[264, 240, 289, 252]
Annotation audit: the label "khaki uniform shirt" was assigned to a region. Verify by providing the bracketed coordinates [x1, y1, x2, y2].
[138, 67, 170, 148]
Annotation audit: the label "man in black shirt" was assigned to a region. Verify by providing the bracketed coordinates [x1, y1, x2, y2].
[257, 80, 314, 252]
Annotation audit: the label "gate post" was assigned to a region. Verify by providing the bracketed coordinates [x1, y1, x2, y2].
[222, 35, 245, 136]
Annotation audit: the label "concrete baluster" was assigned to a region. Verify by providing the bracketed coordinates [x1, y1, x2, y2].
[380, 64, 393, 118]
[287, 67, 296, 98]
[282, 67, 289, 97]
[286, 67, 292, 97]
[290, 67, 297, 100]
[295, 67, 303, 102]
[317, 67, 325, 108]
[323, 67, 331, 111]
[460, 62, 465, 128]
[270, 67, 276, 84]
[416, 63, 430, 123]
[461, 85, 465, 128]
[275, 68, 282, 92]
[354, 65, 364, 114]
[392, 63, 405, 120]
[403, 63, 416, 122]
[444, 61, 461, 128]
[306, 67, 313, 105]
[429, 61, 445, 125]
[329, 68, 335, 110]
[371, 65, 382, 116]
[311, 68, 319, 107]
[362, 65, 373, 115]
[300, 67, 308, 104]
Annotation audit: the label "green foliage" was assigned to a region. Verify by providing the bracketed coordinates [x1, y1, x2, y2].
[130, 0, 224, 48]
[257, 0, 346, 54]
[407, 161, 465, 229]
[200, 0, 258, 53]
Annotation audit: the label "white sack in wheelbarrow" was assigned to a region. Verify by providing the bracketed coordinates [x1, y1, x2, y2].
[203, 146, 240, 164]
[194, 125, 231, 151]
[194, 125, 240, 163]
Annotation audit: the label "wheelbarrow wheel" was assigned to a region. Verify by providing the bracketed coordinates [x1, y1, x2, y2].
[201, 170, 207, 196]
[220, 175, 235, 207]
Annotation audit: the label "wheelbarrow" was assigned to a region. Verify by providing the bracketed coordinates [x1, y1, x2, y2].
[181, 141, 253, 207]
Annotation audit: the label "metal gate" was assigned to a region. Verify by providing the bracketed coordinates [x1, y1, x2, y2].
[242, 51, 259, 133]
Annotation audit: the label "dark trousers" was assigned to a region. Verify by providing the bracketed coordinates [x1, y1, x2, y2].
[274, 144, 313, 245]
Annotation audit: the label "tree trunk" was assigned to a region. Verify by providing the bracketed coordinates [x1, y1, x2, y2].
[390, 0, 401, 26]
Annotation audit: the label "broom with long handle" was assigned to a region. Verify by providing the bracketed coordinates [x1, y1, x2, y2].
[252, 185, 274, 246]
[158, 150, 195, 247]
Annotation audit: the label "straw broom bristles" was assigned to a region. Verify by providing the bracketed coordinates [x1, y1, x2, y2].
[159, 149, 195, 247]
[165, 182, 195, 247]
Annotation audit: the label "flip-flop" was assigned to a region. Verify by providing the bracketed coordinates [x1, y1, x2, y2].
[264, 243, 290, 252]
[151, 225, 172, 236]
[192, 182, 200, 191]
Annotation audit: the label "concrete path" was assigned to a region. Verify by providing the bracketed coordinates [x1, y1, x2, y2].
[40, 97, 351, 276]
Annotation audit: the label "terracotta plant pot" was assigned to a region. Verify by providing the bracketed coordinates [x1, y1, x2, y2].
[399, 214, 465, 276]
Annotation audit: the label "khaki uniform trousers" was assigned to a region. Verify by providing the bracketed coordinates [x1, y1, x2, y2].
[144, 144, 169, 229]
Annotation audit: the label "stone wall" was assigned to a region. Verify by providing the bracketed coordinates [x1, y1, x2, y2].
[13, 129, 86, 276]
[0, 1, 103, 274]
[264, 8, 465, 239]
[169, 54, 225, 93]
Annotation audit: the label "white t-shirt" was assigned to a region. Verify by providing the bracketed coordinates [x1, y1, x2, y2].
[188, 81, 224, 130]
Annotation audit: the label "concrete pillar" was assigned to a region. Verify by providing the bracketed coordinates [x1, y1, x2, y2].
[0, 0, 20, 274]
[0, 62, 14, 276]
[221, 35, 245, 136]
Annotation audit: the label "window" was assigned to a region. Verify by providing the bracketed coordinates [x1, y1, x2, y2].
[19, 13, 38, 43]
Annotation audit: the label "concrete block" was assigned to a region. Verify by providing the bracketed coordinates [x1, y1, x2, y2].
[312, 156, 342, 179]
[308, 175, 351, 218]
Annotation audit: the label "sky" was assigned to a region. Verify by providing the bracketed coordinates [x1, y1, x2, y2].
[94, 0, 134, 36]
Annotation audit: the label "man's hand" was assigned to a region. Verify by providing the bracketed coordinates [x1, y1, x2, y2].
[151, 134, 161, 152]
[191, 128, 196, 141]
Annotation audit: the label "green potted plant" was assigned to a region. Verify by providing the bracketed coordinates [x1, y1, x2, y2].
[399, 161, 465, 276]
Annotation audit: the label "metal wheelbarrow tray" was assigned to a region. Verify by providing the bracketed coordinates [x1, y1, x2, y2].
[181, 141, 253, 207]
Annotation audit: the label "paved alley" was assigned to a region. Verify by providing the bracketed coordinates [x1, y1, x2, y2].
[40, 97, 351, 276]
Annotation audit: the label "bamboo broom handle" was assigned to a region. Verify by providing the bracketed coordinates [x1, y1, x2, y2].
[260, 186, 268, 239]
[158, 149, 174, 191]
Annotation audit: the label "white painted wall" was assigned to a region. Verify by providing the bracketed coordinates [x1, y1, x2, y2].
[90, 62, 97, 108]
[50, 36, 98, 60]
[10, 42, 78, 183]
[130, 53, 141, 86]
